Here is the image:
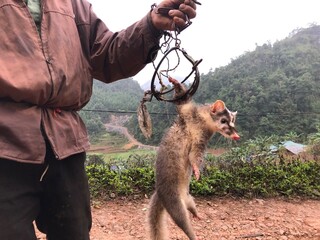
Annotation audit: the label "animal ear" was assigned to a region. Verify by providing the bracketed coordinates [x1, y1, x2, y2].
[211, 100, 225, 113]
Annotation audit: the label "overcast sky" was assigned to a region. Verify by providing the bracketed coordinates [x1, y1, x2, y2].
[87, 0, 320, 84]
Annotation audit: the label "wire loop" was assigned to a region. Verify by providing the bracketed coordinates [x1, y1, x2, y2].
[150, 47, 202, 102]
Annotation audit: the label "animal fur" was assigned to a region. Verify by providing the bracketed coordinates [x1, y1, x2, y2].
[147, 77, 239, 240]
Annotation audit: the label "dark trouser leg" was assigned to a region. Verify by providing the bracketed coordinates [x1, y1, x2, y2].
[36, 150, 92, 240]
[0, 159, 44, 240]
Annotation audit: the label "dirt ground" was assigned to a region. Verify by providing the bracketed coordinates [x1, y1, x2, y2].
[36, 197, 320, 240]
[36, 123, 320, 239]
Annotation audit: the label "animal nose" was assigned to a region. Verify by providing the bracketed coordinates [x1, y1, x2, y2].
[232, 133, 240, 141]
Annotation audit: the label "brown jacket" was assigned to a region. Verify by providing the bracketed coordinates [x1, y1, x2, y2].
[0, 0, 161, 163]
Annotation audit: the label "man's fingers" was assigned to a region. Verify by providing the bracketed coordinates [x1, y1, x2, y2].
[180, 3, 197, 19]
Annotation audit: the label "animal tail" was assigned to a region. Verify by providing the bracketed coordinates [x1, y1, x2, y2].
[148, 192, 168, 240]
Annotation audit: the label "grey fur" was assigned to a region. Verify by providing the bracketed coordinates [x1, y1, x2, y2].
[148, 78, 239, 240]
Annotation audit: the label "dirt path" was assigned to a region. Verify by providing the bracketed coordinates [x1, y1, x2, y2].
[104, 123, 157, 151]
[103, 122, 225, 155]
[36, 197, 320, 240]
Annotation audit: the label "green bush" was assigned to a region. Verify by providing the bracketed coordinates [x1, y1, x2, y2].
[86, 154, 155, 199]
[86, 156, 320, 200]
[86, 135, 320, 200]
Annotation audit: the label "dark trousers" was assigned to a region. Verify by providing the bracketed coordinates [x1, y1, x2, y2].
[0, 146, 92, 240]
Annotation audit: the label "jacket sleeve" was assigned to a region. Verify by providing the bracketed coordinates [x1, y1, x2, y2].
[72, 0, 163, 83]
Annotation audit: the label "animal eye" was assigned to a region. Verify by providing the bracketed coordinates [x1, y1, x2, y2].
[221, 119, 227, 124]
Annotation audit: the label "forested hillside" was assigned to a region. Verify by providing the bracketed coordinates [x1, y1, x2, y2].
[81, 25, 320, 145]
[80, 78, 143, 138]
[194, 24, 320, 140]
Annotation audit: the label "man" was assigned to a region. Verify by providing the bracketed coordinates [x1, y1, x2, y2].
[0, 0, 197, 239]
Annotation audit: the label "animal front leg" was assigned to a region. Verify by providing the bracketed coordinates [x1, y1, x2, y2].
[192, 163, 200, 181]
[189, 143, 205, 181]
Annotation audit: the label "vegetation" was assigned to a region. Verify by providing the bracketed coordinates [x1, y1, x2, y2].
[81, 25, 320, 200]
[80, 78, 143, 139]
[307, 124, 320, 158]
[86, 130, 156, 161]
[194, 25, 320, 141]
[80, 25, 320, 146]
[86, 132, 320, 200]
[86, 153, 156, 198]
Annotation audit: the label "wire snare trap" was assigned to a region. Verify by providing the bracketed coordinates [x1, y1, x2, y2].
[137, 2, 203, 138]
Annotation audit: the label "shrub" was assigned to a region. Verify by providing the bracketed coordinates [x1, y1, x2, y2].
[86, 154, 155, 199]
[86, 136, 320, 200]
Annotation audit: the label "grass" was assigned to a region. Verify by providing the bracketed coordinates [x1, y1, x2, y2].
[88, 131, 156, 161]
[90, 132, 128, 146]
[98, 149, 156, 161]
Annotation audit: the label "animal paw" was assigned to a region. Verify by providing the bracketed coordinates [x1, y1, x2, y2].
[192, 164, 200, 181]
[192, 212, 202, 221]
[168, 76, 179, 86]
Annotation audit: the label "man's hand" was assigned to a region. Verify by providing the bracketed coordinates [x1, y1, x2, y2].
[151, 0, 197, 31]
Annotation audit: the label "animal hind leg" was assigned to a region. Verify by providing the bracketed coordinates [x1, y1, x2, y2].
[164, 198, 197, 240]
[185, 194, 201, 220]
